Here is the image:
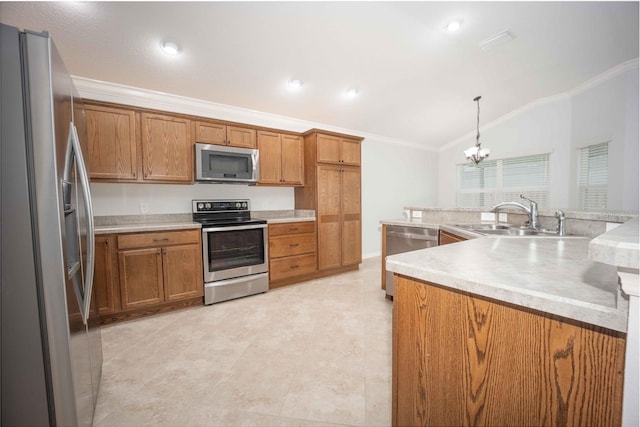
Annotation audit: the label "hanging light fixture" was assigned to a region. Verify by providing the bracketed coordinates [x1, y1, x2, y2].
[464, 95, 490, 165]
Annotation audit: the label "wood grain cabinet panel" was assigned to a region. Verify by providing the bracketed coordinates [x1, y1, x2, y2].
[295, 131, 363, 276]
[257, 130, 304, 186]
[194, 120, 256, 148]
[392, 275, 626, 427]
[141, 113, 192, 182]
[115, 229, 203, 315]
[118, 248, 164, 310]
[316, 133, 361, 166]
[94, 235, 119, 315]
[268, 221, 317, 286]
[162, 244, 203, 302]
[85, 104, 137, 180]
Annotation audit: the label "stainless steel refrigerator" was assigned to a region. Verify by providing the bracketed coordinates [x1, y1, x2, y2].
[1, 23, 102, 426]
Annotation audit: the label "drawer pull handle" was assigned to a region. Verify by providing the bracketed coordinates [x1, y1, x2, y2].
[290, 243, 299, 247]
[290, 265, 299, 269]
[153, 238, 170, 242]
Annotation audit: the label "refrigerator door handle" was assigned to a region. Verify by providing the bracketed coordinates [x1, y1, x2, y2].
[68, 122, 95, 324]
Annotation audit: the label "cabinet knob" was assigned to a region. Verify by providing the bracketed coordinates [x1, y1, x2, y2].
[290, 265, 300, 269]
[290, 243, 299, 247]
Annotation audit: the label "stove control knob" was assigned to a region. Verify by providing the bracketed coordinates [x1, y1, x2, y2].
[204, 203, 211, 209]
[197, 203, 204, 210]
[236, 202, 241, 208]
[242, 202, 248, 209]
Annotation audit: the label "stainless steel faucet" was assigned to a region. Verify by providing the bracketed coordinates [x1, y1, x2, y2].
[491, 194, 540, 230]
[555, 210, 566, 236]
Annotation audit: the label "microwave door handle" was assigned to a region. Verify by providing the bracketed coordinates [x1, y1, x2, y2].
[69, 123, 95, 324]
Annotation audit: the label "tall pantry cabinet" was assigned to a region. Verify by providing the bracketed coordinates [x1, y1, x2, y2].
[295, 130, 363, 272]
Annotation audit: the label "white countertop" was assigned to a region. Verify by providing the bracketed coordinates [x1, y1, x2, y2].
[95, 221, 200, 234]
[589, 218, 639, 270]
[386, 236, 628, 332]
[380, 218, 440, 229]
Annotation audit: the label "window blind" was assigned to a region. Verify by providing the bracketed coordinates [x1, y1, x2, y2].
[577, 142, 608, 211]
[456, 153, 550, 208]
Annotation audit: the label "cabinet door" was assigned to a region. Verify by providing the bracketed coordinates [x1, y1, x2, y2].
[341, 167, 362, 265]
[257, 130, 282, 184]
[227, 125, 257, 148]
[94, 235, 119, 315]
[118, 248, 164, 310]
[341, 138, 361, 166]
[85, 104, 137, 180]
[316, 134, 342, 164]
[194, 121, 226, 146]
[141, 113, 192, 182]
[281, 134, 304, 185]
[316, 164, 342, 270]
[163, 244, 204, 302]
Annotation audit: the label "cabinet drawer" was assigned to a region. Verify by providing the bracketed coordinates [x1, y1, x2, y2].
[117, 230, 200, 250]
[269, 233, 316, 258]
[269, 221, 315, 237]
[270, 253, 317, 281]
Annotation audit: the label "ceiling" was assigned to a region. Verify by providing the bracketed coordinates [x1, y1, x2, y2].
[1, 1, 638, 150]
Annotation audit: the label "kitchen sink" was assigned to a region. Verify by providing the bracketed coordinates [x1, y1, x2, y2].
[452, 223, 573, 237]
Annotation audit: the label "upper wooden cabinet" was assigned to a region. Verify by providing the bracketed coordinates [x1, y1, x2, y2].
[316, 132, 361, 166]
[257, 130, 304, 186]
[84, 102, 193, 184]
[85, 104, 138, 181]
[140, 113, 192, 182]
[194, 120, 256, 148]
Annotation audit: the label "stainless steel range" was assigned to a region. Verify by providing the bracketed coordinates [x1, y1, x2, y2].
[192, 199, 268, 304]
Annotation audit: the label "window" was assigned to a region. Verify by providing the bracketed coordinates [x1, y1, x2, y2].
[456, 153, 550, 208]
[577, 142, 608, 211]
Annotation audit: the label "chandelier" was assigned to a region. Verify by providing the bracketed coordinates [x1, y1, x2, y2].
[464, 96, 490, 165]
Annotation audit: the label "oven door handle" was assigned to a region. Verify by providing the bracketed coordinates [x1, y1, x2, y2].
[202, 224, 267, 233]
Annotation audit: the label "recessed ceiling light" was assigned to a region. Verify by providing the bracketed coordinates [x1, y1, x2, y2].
[160, 41, 181, 56]
[287, 79, 304, 90]
[445, 19, 464, 33]
[344, 88, 359, 98]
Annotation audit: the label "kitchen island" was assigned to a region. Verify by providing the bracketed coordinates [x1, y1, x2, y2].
[386, 233, 629, 426]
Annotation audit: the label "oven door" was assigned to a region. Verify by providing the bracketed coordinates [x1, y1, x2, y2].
[202, 223, 268, 282]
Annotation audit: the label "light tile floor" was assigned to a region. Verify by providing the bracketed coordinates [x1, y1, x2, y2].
[93, 257, 392, 427]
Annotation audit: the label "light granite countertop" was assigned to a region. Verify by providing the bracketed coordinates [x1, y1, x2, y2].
[386, 236, 628, 332]
[589, 218, 639, 270]
[252, 210, 316, 223]
[94, 210, 316, 234]
[94, 214, 200, 235]
[380, 218, 441, 229]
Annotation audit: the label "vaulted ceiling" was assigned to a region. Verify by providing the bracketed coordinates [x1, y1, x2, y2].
[1, 1, 638, 149]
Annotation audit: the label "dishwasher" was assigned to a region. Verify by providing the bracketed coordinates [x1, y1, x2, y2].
[385, 225, 438, 297]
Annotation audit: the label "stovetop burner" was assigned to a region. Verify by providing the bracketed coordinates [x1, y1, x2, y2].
[191, 199, 266, 227]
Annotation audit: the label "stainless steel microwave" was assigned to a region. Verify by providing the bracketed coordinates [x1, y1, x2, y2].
[195, 143, 259, 184]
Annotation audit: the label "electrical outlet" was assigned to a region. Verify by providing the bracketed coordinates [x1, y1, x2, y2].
[412, 210, 422, 219]
[140, 202, 149, 214]
[498, 213, 507, 222]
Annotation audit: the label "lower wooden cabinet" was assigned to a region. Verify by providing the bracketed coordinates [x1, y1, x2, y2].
[268, 221, 317, 287]
[94, 235, 119, 315]
[392, 275, 626, 427]
[94, 229, 203, 323]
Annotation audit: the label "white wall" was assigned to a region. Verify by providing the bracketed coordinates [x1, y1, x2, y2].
[361, 139, 438, 258]
[438, 61, 639, 211]
[80, 78, 438, 259]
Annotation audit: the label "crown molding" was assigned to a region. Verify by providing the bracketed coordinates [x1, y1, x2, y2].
[439, 58, 639, 153]
[72, 76, 435, 152]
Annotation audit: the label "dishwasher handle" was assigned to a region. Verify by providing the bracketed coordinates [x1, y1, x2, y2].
[386, 230, 438, 241]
